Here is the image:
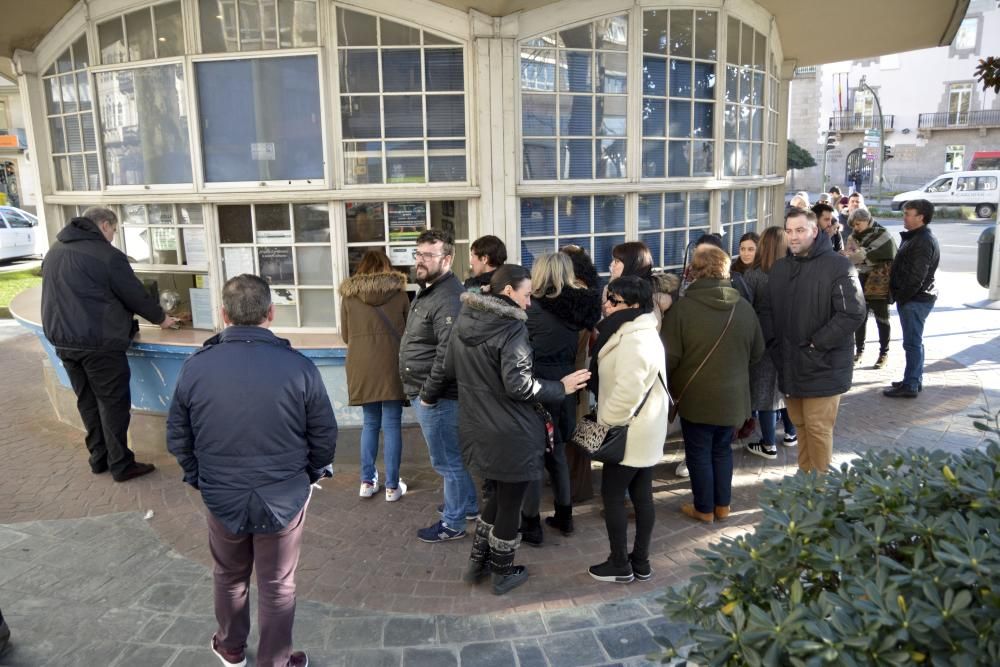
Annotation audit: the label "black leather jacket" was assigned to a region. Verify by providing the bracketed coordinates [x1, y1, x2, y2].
[890, 225, 940, 305]
[445, 293, 564, 483]
[399, 272, 464, 403]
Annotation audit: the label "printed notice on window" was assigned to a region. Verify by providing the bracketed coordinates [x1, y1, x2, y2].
[251, 142, 276, 161]
[258, 246, 294, 284]
[182, 228, 207, 266]
[189, 288, 214, 330]
[222, 247, 255, 280]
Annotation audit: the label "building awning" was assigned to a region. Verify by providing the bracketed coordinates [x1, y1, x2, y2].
[0, 0, 968, 69]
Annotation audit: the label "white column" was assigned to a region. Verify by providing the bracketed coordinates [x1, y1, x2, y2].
[12, 49, 57, 246]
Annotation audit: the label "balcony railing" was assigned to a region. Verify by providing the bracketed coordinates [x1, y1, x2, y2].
[917, 110, 1000, 129]
[828, 113, 895, 132]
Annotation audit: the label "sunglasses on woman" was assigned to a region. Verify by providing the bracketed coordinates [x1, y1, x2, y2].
[606, 294, 624, 306]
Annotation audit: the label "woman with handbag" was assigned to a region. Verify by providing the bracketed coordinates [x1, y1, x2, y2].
[339, 249, 410, 502]
[845, 208, 897, 369]
[662, 246, 764, 523]
[445, 265, 590, 595]
[585, 276, 669, 584]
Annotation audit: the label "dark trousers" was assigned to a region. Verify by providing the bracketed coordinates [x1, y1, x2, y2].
[208, 506, 307, 667]
[600, 463, 654, 567]
[481, 480, 529, 541]
[56, 349, 135, 476]
[681, 418, 734, 514]
[855, 299, 890, 355]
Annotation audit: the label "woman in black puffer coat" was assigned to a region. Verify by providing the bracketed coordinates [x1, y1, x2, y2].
[520, 253, 602, 544]
[445, 265, 590, 595]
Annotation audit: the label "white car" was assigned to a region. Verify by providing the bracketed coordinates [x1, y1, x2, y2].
[0, 206, 40, 261]
[891, 170, 999, 219]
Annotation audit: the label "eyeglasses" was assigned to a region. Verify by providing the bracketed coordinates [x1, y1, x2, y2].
[413, 251, 446, 260]
[606, 294, 624, 306]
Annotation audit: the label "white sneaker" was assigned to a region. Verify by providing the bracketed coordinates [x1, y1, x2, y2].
[359, 470, 379, 498]
[385, 479, 407, 502]
[675, 461, 689, 478]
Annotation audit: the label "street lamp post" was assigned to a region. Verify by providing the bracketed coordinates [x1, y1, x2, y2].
[859, 76, 884, 205]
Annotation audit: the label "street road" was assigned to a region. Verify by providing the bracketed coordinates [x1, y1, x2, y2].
[878, 218, 992, 274]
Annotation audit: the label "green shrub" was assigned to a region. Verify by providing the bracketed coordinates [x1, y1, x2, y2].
[657, 408, 1000, 666]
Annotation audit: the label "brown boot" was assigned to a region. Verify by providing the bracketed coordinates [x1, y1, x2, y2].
[680, 503, 714, 523]
[714, 505, 731, 521]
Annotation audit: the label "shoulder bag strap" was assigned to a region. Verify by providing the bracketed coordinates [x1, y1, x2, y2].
[629, 372, 668, 422]
[372, 304, 403, 342]
[671, 304, 737, 407]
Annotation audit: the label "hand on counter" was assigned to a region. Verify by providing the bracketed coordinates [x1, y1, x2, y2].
[160, 315, 182, 329]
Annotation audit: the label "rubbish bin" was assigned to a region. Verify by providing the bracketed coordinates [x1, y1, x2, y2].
[978, 226, 995, 288]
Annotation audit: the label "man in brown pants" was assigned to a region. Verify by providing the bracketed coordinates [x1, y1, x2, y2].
[168, 275, 337, 667]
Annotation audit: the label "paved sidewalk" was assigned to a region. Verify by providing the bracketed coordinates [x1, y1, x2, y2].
[0, 269, 997, 666]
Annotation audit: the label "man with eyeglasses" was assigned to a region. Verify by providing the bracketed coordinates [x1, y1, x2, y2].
[400, 229, 479, 542]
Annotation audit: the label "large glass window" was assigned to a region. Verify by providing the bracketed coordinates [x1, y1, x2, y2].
[217, 202, 335, 328]
[641, 10, 717, 178]
[723, 18, 766, 176]
[199, 0, 318, 53]
[96, 64, 193, 186]
[196, 56, 323, 182]
[519, 195, 626, 276]
[345, 200, 470, 282]
[637, 192, 710, 271]
[117, 203, 207, 267]
[97, 1, 184, 64]
[43, 36, 99, 191]
[766, 58, 779, 175]
[721, 188, 758, 255]
[337, 9, 467, 185]
[947, 83, 972, 126]
[520, 16, 629, 180]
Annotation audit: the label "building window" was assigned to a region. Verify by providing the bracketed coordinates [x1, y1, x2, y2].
[947, 83, 972, 126]
[199, 0, 318, 53]
[519, 195, 626, 276]
[43, 36, 99, 191]
[97, 1, 184, 64]
[953, 17, 978, 51]
[519, 16, 629, 181]
[196, 56, 323, 183]
[766, 59, 779, 175]
[96, 64, 193, 186]
[723, 17, 766, 176]
[945, 145, 965, 171]
[337, 8, 467, 186]
[721, 188, 758, 254]
[638, 191, 711, 271]
[345, 200, 470, 282]
[217, 202, 335, 328]
[117, 203, 207, 267]
[852, 89, 876, 127]
[641, 10, 717, 178]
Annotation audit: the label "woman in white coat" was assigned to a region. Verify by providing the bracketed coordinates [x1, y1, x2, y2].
[587, 276, 670, 584]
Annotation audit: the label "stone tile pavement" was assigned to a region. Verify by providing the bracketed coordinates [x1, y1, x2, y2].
[0, 269, 997, 665]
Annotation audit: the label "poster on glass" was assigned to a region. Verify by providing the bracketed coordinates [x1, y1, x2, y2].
[258, 246, 294, 284]
[388, 202, 426, 242]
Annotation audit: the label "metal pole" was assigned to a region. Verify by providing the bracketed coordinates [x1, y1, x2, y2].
[820, 132, 829, 193]
[861, 77, 885, 207]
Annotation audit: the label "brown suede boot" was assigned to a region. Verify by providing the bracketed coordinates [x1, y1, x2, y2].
[714, 505, 731, 521]
[681, 503, 714, 523]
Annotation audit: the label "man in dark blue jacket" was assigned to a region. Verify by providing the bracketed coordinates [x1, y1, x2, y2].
[42, 207, 179, 482]
[167, 274, 337, 667]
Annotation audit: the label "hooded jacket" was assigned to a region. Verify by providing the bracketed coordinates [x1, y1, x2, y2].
[526, 284, 602, 381]
[399, 271, 464, 404]
[764, 230, 866, 398]
[41, 217, 165, 351]
[339, 271, 409, 405]
[445, 292, 565, 483]
[662, 280, 764, 426]
[166, 326, 338, 535]
[889, 224, 939, 305]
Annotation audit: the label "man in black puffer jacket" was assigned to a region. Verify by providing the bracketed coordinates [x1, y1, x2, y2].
[42, 207, 178, 482]
[763, 208, 865, 474]
[885, 199, 940, 398]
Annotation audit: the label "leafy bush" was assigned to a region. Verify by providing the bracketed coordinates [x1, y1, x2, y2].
[658, 407, 1000, 666]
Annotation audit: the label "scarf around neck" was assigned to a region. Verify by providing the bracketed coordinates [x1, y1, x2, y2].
[587, 307, 646, 398]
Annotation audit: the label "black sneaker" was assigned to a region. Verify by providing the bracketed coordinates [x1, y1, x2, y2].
[883, 385, 919, 398]
[782, 433, 798, 447]
[437, 504, 480, 521]
[891, 380, 923, 392]
[629, 554, 652, 581]
[588, 559, 634, 583]
[746, 440, 777, 460]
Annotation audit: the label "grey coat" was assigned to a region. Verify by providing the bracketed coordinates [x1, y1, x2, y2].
[744, 267, 783, 412]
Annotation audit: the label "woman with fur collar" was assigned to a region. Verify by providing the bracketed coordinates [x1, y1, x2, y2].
[588, 276, 670, 584]
[339, 250, 410, 502]
[519, 253, 602, 545]
[445, 265, 590, 595]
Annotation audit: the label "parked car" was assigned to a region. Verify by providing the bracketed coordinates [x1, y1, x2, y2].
[891, 170, 999, 219]
[0, 206, 39, 262]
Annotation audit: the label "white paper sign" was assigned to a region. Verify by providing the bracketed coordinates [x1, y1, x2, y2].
[251, 142, 276, 160]
[182, 228, 207, 266]
[389, 246, 417, 266]
[223, 247, 255, 280]
[189, 288, 214, 330]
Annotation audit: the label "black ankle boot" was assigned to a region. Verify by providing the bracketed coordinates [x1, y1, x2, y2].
[463, 520, 492, 584]
[489, 531, 528, 595]
[519, 513, 543, 547]
[544, 504, 575, 535]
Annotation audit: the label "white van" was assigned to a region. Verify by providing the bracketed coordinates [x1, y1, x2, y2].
[0, 206, 39, 262]
[891, 170, 999, 219]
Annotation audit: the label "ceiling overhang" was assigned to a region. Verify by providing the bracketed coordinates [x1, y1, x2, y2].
[0, 0, 968, 69]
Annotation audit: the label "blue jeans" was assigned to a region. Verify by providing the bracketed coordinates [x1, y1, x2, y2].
[757, 410, 777, 446]
[779, 408, 797, 437]
[411, 399, 478, 529]
[680, 418, 735, 514]
[898, 300, 934, 390]
[360, 400, 404, 489]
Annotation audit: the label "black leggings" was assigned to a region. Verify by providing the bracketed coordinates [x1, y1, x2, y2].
[600, 463, 655, 567]
[856, 298, 890, 355]
[481, 480, 530, 541]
